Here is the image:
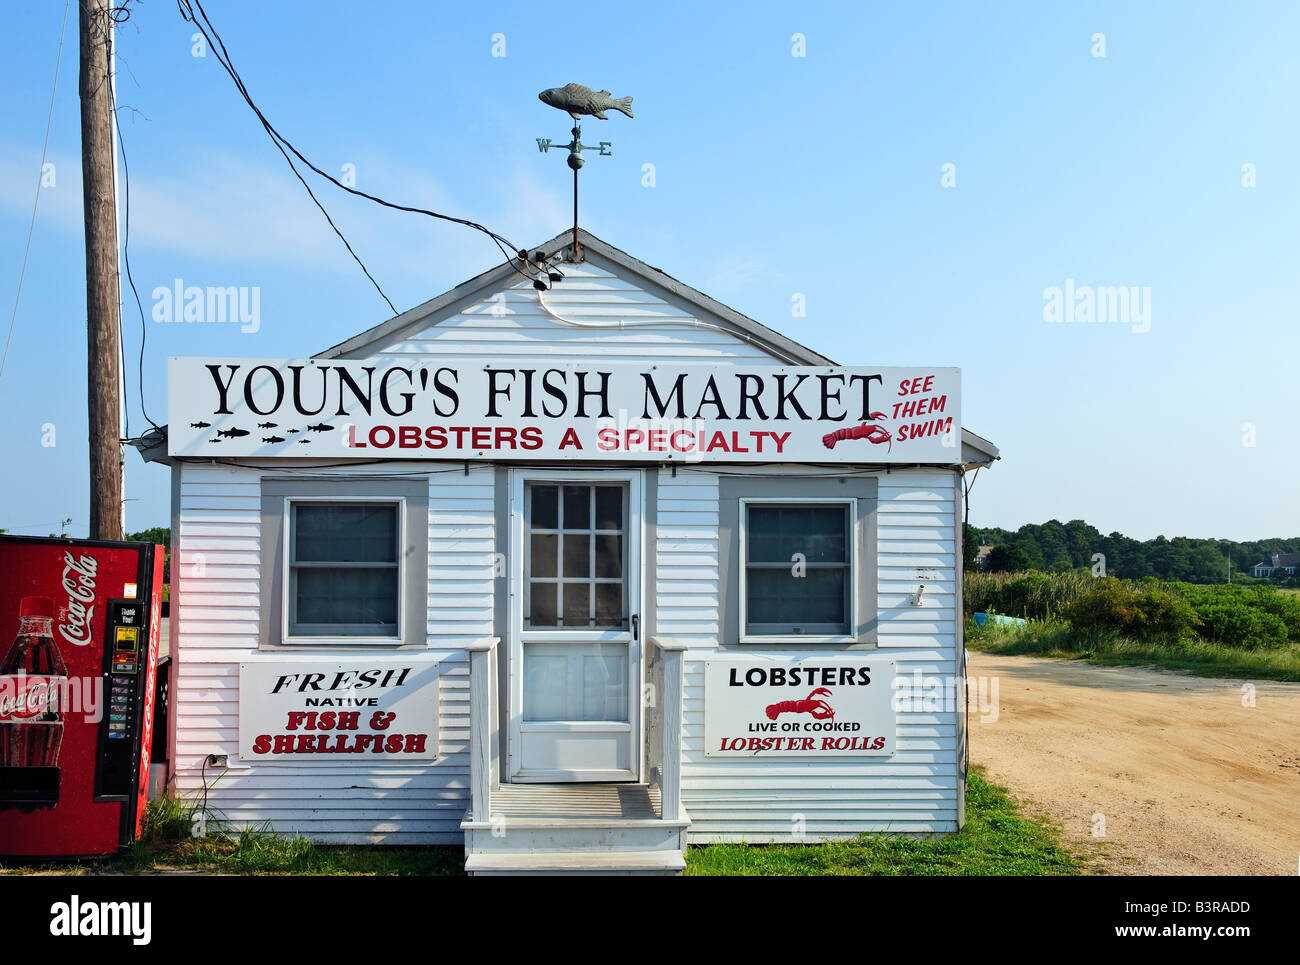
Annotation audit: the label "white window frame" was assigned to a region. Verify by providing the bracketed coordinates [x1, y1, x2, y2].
[281, 495, 406, 646]
[737, 497, 858, 645]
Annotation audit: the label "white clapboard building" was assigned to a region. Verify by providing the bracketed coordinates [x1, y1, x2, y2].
[141, 229, 999, 874]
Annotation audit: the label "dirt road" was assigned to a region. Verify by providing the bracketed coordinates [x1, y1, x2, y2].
[967, 652, 1300, 876]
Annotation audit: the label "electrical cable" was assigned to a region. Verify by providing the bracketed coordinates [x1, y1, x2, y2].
[0, 0, 71, 386]
[175, 0, 545, 297]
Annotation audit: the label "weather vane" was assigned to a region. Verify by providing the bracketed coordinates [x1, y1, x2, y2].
[536, 83, 634, 261]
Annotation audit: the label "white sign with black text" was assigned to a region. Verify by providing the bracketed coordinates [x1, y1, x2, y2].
[167, 357, 960, 464]
[238, 657, 439, 762]
[704, 658, 896, 757]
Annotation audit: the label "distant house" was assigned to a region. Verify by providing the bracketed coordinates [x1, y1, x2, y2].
[1251, 552, 1300, 578]
[976, 545, 992, 568]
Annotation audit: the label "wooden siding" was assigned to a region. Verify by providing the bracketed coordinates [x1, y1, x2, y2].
[172, 463, 495, 844]
[366, 259, 780, 365]
[662, 466, 963, 842]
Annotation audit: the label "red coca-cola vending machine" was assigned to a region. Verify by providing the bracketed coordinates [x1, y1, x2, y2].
[0, 535, 164, 858]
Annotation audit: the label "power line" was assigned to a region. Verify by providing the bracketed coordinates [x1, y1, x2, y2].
[0, 0, 71, 386]
[176, 0, 549, 305]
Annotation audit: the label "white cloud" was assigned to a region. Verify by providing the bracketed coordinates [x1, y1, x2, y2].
[703, 254, 768, 296]
[0, 142, 571, 293]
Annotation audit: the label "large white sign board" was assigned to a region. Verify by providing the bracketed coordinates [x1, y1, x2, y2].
[238, 657, 439, 762]
[168, 358, 960, 463]
[704, 658, 896, 757]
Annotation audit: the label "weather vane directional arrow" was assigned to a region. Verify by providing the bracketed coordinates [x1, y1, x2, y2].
[536, 83, 634, 260]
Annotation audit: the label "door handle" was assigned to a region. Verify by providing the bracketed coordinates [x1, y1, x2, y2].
[631, 614, 639, 641]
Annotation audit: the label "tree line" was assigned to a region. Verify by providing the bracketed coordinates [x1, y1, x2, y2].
[966, 519, 1300, 584]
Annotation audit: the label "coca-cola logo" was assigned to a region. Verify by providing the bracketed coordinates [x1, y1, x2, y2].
[0, 674, 58, 720]
[58, 551, 99, 648]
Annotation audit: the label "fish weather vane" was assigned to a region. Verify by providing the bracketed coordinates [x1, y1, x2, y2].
[536, 83, 634, 260]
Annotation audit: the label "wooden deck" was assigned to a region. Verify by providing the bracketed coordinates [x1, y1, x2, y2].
[490, 782, 662, 820]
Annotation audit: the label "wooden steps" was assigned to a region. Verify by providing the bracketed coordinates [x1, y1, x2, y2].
[462, 783, 689, 876]
[465, 850, 686, 876]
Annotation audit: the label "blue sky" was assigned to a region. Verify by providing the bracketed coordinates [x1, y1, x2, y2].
[1, 1, 1296, 541]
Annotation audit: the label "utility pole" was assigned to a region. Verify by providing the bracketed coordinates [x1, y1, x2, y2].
[78, 0, 123, 540]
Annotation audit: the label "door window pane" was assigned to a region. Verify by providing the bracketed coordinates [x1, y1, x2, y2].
[594, 583, 622, 625]
[595, 534, 623, 579]
[595, 487, 622, 530]
[563, 535, 590, 578]
[562, 485, 591, 530]
[531, 485, 558, 529]
[523, 642, 628, 721]
[563, 582, 591, 626]
[529, 582, 557, 627]
[530, 533, 558, 578]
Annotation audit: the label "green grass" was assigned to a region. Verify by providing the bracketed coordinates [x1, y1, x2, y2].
[0, 797, 463, 876]
[966, 615, 1300, 681]
[685, 768, 1079, 876]
[3, 770, 1079, 877]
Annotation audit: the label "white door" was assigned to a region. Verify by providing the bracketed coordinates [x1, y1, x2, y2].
[507, 470, 642, 782]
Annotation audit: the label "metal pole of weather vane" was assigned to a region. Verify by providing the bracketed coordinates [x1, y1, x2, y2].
[536, 84, 634, 262]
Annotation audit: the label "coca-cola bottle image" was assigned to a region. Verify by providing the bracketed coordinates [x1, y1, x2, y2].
[0, 597, 67, 806]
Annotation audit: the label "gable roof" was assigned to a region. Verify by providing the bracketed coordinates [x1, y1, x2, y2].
[316, 228, 833, 366]
[314, 228, 999, 467]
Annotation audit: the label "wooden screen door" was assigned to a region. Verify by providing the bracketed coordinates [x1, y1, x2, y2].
[507, 470, 642, 782]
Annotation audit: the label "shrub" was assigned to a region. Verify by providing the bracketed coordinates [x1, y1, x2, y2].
[1250, 586, 1300, 640]
[1064, 578, 1200, 641]
[1190, 601, 1288, 649]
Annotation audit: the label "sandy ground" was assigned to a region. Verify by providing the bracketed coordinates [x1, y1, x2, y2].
[967, 652, 1300, 876]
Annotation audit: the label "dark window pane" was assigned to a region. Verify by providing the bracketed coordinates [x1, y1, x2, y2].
[595, 487, 623, 530]
[746, 566, 847, 630]
[594, 534, 623, 579]
[529, 582, 556, 627]
[807, 507, 847, 562]
[747, 505, 847, 564]
[562, 582, 590, 626]
[530, 485, 558, 530]
[295, 567, 398, 628]
[295, 504, 396, 563]
[562, 486, 591, 530]
[563, 534, 590, 578]
[594, 582, 622, 626]
[530, 533, 557, 578]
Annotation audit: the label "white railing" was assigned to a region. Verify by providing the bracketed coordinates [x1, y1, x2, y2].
[649, 636, 686, 821]
[465, 636, 501, 823]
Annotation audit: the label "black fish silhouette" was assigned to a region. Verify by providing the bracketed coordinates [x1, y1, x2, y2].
[297, 438, 311, 444]
[257, 422, 278, 429]
[208, 438, 223, 443]
[287, 428, 300, 433]
[262, 435, 285, 444]
[306, 423, 334, 432]
[218, 428, 250, 438]
[190, 421, 211, 428]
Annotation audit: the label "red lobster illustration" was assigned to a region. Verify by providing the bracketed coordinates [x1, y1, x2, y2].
[822, 412, 892, 452]
[764, 687, 835, 721]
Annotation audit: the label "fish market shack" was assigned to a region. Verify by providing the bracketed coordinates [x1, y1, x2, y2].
[140, 229, 999, 874]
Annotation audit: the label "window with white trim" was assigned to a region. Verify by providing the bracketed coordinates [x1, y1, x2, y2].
[287, 500, 402, 638]
[739, 499, 854, 638]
